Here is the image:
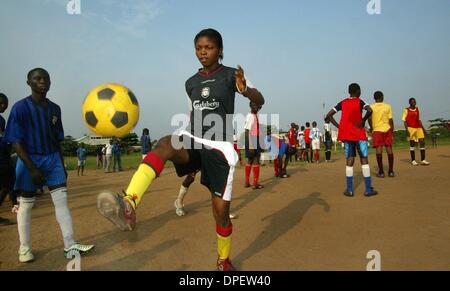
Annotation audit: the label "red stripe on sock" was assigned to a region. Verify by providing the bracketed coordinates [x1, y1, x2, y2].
[142, 152, 164, 176]
[216, 223, 233, 237]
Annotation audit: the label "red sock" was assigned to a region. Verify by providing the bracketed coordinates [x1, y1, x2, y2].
[245, 164, 252, 185]
[274, 158, 279, 176]
[253, 165, 260, 186]
[315, 150, 320, 162]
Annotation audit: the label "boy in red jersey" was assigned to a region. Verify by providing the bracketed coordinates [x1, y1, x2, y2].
[286, 123, 298, 163]
[303, 122, 311, 163]
[326, 83, 378, 197]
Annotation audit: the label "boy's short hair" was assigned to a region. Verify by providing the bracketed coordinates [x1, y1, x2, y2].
[312, 121, 317, 127]
[374, 91, 384, 100]
[0, 93, 7, 101]
[301, 126, 305, 130]
[305, 122, 310, 127]
[409, 97, 416, 103]
[27, 68, 49, 80]
[348, 83, 361, 95]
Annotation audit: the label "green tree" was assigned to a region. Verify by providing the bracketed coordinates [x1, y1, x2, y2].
[61, 136, 79, 156]
[120, 132, 139, 154]
[428, 118, 450, 129]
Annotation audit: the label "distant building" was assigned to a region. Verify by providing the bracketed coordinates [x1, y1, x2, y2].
[74, 135, 111, 146]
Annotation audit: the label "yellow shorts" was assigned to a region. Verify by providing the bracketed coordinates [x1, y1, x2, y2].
[407, 127, 425, 141]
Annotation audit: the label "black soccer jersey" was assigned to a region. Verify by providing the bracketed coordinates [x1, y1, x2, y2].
[185, 65, 238, 142]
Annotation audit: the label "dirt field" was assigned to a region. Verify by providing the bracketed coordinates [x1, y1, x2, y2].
[1, 146, 449, 271]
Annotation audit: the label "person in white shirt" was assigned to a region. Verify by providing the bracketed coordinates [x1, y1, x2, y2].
[104, 140, 113, 173]
[309, 121, 321, 163]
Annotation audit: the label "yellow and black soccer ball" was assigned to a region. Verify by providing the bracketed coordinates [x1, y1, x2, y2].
[82, 83, 139, 138]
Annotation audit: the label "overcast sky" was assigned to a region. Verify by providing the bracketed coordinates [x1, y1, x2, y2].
[1, 0, 449, 139]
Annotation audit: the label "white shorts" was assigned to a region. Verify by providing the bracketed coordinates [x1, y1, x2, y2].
[312, 139, 320, 150]
[77, 160, 86, 166]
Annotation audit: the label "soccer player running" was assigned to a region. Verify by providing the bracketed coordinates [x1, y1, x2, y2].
[326, 83, 378, 197]
[402, 98, 430, 166]
[368, 91, 395, 177]
[4, 68, 94, 263]
[97, 28, 264, 271]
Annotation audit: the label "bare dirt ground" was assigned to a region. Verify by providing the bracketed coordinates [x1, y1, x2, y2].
[1, 146, 449, 271]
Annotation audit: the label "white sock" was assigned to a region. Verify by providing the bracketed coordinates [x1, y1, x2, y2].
[17, 197, 35, 254]
[345, 166, 353, 177]
[51, 188, 75, 249]
[177, 185, 188, 204]
[362, 164, 371, 177]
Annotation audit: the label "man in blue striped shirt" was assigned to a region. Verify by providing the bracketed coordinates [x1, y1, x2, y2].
[4, 68, 94, 263]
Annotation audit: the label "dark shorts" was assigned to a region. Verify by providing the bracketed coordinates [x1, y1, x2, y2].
[174, 132, 237, 201]
[305, 142, 311, 149]
[372, 131, 393, 148]
[344, 141, 369, 159]
[245, 147, 262, 159]
[0, 161, 14, 189]
[287, 146, 297, 156]
[245, 135, 262, 159]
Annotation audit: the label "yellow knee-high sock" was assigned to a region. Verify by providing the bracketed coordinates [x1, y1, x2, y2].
[124, 152, 165, 209]
[124, 164, 155, 209]
[216, 223, 233, 260]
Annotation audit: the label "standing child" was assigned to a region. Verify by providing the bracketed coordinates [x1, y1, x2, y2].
[287, 123, 298, 163]
[0, 93, 17, 225]
[244, 101, 264, 189]
[309, 121, 321, 163]
[297, 125, 306, 161]
[141, 128, 151, 159]
[4, 68, 94, 262]
[368, 91, 395, 177]
[112, 139, 122, 172]
[96, 145, 103, 169]
[304, 122, 312, 163]
[96, 29, 264, 271]
[76, 143, 87, 176]
[402, 98, 430, 166]
[104, 140, 113, 173]
[323, 119, 333, 162]
[326, 83, 378, 197]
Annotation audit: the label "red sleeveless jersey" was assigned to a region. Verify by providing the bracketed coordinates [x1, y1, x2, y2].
[304, 128, 311, 143]
[288, 128, 297, 146]
[405, 107, 421, 128]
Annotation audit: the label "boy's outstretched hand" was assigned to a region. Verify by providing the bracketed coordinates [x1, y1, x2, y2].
[235, 65, 247, 93]
[30, 168, 46, 186]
